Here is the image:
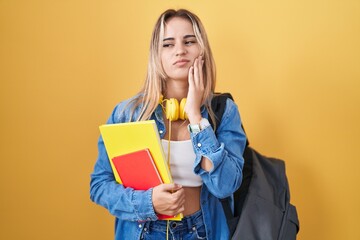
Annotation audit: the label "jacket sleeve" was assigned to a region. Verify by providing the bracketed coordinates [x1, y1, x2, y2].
[191, 99, 246, 198]
[89, 103, 158, 221]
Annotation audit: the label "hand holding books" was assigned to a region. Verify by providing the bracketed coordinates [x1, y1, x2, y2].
[152, 183, 185, 218]
[99, 120, 183, 220]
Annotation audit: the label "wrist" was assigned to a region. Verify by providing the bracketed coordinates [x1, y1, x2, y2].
[187, 113, 202, 124]
[187, 118, 210, 133]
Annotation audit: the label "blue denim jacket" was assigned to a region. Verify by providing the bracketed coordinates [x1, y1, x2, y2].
[90, 97, 246, 240]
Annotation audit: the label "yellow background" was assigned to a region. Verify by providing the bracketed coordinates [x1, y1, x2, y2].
[1, 0, 359, 239]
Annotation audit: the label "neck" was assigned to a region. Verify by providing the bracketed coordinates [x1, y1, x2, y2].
[163, 79, 188, 100]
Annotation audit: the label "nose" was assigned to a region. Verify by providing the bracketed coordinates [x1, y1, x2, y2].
[175, 44, 187, 56]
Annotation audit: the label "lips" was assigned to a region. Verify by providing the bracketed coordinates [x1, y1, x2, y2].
[173, 59, 190, 65]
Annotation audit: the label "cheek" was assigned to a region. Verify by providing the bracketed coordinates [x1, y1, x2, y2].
[190, 44, 201, 53]
[161, 60, 170, 72]
[161, 55, 173, 68]
[161, 53, 169, 64]
[160, 55, 167, 68]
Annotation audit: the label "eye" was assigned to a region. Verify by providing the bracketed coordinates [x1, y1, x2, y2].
[185, 41, 196, 46]
[162, 43, 174, 48]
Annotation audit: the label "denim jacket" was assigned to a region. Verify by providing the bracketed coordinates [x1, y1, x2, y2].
[90, 96, 246, 240]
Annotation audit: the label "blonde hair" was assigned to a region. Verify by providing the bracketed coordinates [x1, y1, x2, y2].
[129, 9, 217, 126]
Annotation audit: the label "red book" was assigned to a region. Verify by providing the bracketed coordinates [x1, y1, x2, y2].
[112, 148, 163, 190]
[111, 149, 172, 220]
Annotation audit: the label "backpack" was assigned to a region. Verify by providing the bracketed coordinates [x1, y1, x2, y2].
[210, 93, 300, 240]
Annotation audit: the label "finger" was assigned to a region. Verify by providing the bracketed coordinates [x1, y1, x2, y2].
[178, 193, 186, 206]
[161, 183, 182, 192]
[171, 183, 183, 191]
[170, 197, 185, 213]
[169, 206, 184, 216]
[171, 187, 183, 198]
[172, 189, 185, 205]
[193, 58, 199, 86]
[171, 205, 185, 216]
[196, 56, 204, 88]
[199, 56, 204, 88]
[171, 196, 184, 209]
[188, 66, 194, 88]
[178, 205, 185, 213]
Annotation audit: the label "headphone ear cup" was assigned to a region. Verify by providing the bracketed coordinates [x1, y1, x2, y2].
[159, 95, 164, 105]
[165, 98, 179, 121]
[179, 98, 187, 120]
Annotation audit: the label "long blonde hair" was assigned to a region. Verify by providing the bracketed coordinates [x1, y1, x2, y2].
[129, 9, 217, 126]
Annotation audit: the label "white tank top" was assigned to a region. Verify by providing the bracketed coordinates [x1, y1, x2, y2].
[161, 139, 203, 187]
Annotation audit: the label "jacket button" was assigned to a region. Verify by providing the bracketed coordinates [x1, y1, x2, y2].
[138, 224, 142, 228]
[197, 143, 202, 147]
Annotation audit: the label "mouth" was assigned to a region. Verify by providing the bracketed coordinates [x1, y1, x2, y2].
[173, 59, 190, 65]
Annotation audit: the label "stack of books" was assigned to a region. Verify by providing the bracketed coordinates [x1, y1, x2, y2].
[100, 120, 182, 221]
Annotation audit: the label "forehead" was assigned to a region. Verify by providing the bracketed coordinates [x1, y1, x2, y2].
[163, 17, 194, 37]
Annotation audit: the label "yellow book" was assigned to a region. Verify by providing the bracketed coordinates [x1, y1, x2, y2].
[99, 120, 182, 221]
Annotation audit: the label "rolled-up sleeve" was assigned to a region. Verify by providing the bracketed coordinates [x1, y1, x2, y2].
[90, 102, 158, 221]
[191, 99, 246, 198]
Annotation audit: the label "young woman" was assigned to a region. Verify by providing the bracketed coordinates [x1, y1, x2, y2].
[90, 9, 247, 240]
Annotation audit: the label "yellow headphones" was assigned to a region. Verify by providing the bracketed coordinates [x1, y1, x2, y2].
[160, 96, 188, 121]
[159, 96, 188, 176]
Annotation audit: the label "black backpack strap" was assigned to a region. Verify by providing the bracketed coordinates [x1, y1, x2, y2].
[210, 92, 250, 236]
[220, 199, 239, 237]
[210, 93, 234, 128]
[210, 93, 249, 146]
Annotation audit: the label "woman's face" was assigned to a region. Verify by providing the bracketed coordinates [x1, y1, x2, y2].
[161, 17, 201, 81]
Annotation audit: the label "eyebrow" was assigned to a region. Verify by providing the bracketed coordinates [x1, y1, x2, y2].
[163, 35, 196, 41]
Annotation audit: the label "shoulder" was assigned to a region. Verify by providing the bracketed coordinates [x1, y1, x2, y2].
[215, 97, 243, 133]
[211, 93, 239, 119]
[223, 97, 240, 118]
[108, 94, 143, 123]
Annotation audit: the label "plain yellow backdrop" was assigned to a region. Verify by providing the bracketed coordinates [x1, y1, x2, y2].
[1, 0, 359, 239]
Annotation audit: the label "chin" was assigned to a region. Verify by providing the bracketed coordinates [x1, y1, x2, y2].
[169, 76, 188, 82]
[168, 70, 189, 81]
